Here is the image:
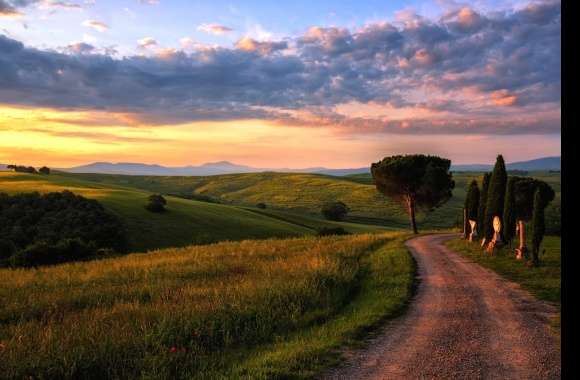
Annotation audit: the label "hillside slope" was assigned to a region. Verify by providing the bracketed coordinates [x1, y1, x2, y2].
[62, 171, 561, 232]
[0, 172, 315, 252]
[62, 171, 473, 228]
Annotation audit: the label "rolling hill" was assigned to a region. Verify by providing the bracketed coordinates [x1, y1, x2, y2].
[61, 170, 561, 234]
[59, 171, 476, 229]
[0, 172, 388, 253]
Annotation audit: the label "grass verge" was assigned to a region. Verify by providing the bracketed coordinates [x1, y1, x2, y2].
[445, 236, 561, 336]
[224, 232, 416, 379]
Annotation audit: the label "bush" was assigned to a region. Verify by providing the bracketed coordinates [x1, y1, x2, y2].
[317, 227, 349, 236]
[256, 202, 267, 209]
[321, 201, 349, 221]
[0, 191, 126, 266]
[39, 166, 50, 175]
[10, 238, 97, 267]
[145, 194, 167, 213]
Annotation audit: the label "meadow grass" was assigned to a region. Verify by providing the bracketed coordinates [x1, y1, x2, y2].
[0, 232, 414, 379]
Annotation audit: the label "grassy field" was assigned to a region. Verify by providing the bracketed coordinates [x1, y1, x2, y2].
[446, 236, 561, 306]
[0, 172, 389, 253]
[62, 171, 561, 232]
[0, 232, 414, 379]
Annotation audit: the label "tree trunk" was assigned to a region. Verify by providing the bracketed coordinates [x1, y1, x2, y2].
[406, 195, 418, 234]
[516, 220, 528, 259]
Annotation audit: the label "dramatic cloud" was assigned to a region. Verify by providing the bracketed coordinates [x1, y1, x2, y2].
[0, 0, 83, 17]
[0, 0, 561, 135]
[82, 20, 109, 32]
[197, 23, 233, 35]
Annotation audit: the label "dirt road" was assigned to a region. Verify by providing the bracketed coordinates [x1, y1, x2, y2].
[322, 234, 560, 380]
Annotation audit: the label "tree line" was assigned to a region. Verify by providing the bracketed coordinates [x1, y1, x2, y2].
[7, 164, 51, 174]
[0, 191, 127, 267]
[463, 155, 555, 266]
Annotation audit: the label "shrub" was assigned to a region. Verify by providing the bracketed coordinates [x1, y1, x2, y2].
[10, 238, 97, 267]
[256, 202, 267, 209]
[145, 194, 167, 213]
[321, 201, 349, 221]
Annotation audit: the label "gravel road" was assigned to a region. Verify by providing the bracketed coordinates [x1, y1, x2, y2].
[321, 233, 560, 380]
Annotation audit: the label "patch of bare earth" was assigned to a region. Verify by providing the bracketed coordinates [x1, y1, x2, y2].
[321, 234, 560, 380]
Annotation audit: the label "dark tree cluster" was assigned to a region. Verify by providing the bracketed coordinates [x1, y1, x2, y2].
[6, 165, 51, 175]
[321, 201, 349, 221]
[7, 165, 37, 174]
[462, 155, 555, 266]
[0, 191, 127, 267]
[145, 194, 167, 213]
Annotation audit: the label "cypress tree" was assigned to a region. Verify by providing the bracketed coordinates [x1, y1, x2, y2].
[464, 180, 479, 238]
[477, 172, 491, 240]
[503, 176, 517, 245]
[484, 155, 507, 240]
[531, 188, 545, 267]
[465, 180, 480, 221]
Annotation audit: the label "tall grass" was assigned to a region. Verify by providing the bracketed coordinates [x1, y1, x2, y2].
[0, 233, 405, 379]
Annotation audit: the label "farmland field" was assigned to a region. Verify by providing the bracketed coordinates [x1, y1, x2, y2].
[0, 232, 414, 379]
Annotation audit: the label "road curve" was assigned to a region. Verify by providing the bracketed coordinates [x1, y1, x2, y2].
[321, 233, 560, 380]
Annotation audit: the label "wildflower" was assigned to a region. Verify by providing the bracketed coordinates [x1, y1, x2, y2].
[170, 347, 177, 353]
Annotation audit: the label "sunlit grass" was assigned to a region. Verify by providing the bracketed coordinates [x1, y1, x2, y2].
[0, 232, 414, 379]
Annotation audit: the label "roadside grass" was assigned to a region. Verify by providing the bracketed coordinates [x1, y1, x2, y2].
[445, 236, 560, 306]
[0, 232, 414, 379]
[226, 232, 415, 379]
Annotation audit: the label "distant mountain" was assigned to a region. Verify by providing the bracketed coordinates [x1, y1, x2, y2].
[62, 161, 260, 176]
[451, 156, 560, 172]
[61, 161, 371, 176]
[58, 156, 560, 176]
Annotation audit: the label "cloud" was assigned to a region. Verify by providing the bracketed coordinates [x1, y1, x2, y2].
[65, 41, 95, 54]
[0, 0, 561, 135]
[137, 37, 157, 48]
[0, 0, 83, 17]
[43, 1, 83, 10]
[197, 23, 233, 35]
[82, 19, 108, 32]
[235, 37, 287, 54]
[0, 0, 22, 17]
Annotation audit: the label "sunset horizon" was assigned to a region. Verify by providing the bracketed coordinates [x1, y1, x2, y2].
[0, 0, 560, 168]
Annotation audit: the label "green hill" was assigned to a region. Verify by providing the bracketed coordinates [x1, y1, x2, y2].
[59, 171, 473, 228]
[60, 170, 560, 233]
[0, 172, 311, 252]
[0, 172, 392, 253]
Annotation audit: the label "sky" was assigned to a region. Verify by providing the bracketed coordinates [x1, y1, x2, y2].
[0, 0, 561, 168]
